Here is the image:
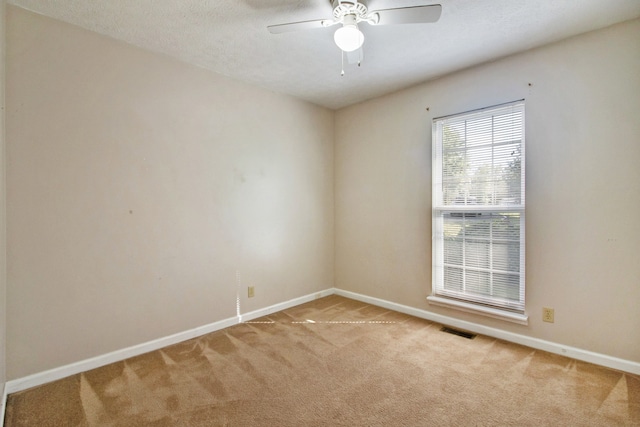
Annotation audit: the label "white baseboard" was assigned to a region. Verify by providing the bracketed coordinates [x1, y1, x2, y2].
[4, 286, 639, 409]
[334, 288, 640, 375]
[4, 316, 236, 395]
[4, 288, 334, 396]
[240, 288, 335, 323]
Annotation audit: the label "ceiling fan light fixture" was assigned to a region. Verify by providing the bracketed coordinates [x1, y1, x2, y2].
[334, 15, 364, 52]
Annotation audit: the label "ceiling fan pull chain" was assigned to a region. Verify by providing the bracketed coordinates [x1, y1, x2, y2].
[341, 50, 345, 76]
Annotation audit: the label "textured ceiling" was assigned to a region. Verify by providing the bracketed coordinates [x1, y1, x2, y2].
[8, 0, 640, 109]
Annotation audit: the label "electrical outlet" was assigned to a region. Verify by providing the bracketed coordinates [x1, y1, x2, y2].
[542, 307, 554, 323]
[248, 286, 255, 298]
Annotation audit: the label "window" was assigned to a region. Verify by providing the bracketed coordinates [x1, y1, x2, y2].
[430, 101, 526, 321]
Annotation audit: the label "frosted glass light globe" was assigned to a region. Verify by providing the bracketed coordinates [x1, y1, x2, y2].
[334, 24, 364, 52]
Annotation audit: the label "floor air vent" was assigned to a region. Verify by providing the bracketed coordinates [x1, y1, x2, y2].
[440, 327, 476, 340]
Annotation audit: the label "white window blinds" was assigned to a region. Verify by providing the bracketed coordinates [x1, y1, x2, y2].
[432, 101, 525, 312]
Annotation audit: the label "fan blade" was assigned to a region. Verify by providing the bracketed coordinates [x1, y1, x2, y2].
[267, 19, 336, 34]
[372, 4, 442, 26]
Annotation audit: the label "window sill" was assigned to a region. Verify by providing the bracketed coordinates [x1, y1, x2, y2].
[426, 295, 529, 325]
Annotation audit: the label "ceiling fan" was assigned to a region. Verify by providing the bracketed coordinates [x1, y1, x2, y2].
[268, 0, 442, 72]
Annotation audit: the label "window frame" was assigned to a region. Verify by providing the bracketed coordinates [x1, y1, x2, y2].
[428, 101, 527, 324]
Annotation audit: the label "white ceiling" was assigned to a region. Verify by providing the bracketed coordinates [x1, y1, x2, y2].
[8, 0, 640, 110]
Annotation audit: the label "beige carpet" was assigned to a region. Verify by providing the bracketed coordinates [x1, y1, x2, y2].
[5, 295, 640, 426]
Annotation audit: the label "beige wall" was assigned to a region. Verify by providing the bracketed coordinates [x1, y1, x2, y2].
[6, 6, 334, 379]
[335, 19, 640, 362]
[1, 0, 7, 394]
[4, 5, 640, 382]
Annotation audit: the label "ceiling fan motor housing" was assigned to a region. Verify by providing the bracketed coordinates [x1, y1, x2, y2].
[332, 0, 369, 21]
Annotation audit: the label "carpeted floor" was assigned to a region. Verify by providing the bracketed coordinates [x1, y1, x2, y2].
[5, 295, 640, 426]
